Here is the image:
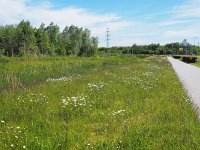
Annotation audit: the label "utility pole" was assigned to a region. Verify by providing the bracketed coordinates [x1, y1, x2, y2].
[106, 27, 110, 48]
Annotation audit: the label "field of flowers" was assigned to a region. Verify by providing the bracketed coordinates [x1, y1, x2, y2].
[0, 56, 200, 149]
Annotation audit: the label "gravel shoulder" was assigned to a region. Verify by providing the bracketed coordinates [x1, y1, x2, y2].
[168, 57, 200, 113]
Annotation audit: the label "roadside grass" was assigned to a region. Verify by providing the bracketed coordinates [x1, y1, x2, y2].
[194, 57, 200, 67]
[0, 56, 200, 149]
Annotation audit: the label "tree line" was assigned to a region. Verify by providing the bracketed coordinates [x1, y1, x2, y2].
[0, 20, 98, 57]
[99, 41, 200, 55]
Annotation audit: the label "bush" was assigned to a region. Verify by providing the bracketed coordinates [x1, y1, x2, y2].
[0, 56, 10, 63]
[173, 55, 182, 59]
[182, 56, 198, 63]
[0, 49, 5, 56]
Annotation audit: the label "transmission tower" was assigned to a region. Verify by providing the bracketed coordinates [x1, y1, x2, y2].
[106, 27, 110, 48]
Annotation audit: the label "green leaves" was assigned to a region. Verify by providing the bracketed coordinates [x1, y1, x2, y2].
[0, 21, 98, 57]
[16, 20, 37, 56]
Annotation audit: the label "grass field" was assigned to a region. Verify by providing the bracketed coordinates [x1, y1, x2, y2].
[0, 56, 200, 149]
[0, 56, 108, 93]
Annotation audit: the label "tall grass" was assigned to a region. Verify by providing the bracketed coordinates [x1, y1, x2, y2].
[0, 56, 126, 93]
[0, 56, 199, 149]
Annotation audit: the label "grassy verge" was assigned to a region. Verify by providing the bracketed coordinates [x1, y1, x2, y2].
[0, 56, 199, 149]
[193, 57, 200, 67]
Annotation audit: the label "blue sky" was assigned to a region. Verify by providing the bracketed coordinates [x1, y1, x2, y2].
[1, 0, 200, 46]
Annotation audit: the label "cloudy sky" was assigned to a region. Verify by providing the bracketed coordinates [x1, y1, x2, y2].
[0, 0, 200, 46]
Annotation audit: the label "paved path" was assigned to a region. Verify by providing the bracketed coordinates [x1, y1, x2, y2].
[168, 57, 200, 111]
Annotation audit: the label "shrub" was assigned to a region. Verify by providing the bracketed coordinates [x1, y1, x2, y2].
[173, 55, 182, 59]
[182, 56, 198, 63]
[0, 56, 10, 63]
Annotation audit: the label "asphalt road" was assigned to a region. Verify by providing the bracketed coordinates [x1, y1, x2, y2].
[168, 57, 200, 113]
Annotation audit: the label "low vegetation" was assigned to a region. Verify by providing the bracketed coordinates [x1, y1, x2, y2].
[1, 21, 199, 58]
[0, 56, 200, 149]
[99, 40, 200, 56]
[173, 55, 198, 63]
[182, 56, 198, 63]
[173, 55, 182, 59]
[0, 56, 106, 93]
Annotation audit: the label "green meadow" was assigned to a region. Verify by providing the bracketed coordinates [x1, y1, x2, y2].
[0, 56, 200, 149]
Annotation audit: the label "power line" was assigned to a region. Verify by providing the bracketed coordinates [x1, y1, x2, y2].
[106, 27, 110, 48]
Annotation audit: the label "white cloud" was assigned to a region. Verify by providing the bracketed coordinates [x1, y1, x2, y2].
[160, 0, 200, 44]
[158, 20, 194, 26]
[1, 0, 200, 46]
[107, 0, 200, 46]
[130, 0, 200, 45]
[0, 0, 26, 23]
[0, 0, 125, 30]
[172, 0, 200, 18]
[0, 0, 133, 47]
[164, 30, 196, 38]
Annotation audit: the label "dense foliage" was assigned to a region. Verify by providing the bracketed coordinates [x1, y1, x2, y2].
[173, 55, 198, 63]
[99, 42, 200, 56]
[182, 56, 198, 63]
[1, 21, 200, 57]
[0, 20, 98, 57]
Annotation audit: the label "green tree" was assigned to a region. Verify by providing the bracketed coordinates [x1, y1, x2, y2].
[0, 26, 5, 55]
[90, 36, 98, 56]
[35, 23, 50, 55]
[79, 29, 91, 56]
[0, 25, 16, 56]
[45, 22, 60, 55]
[0, 48, 5, 56]
[68, 25, 83, 55]
[15, 20, 36, 56]
[0, 21, 98, 57]
[55, 33, 66, 55]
